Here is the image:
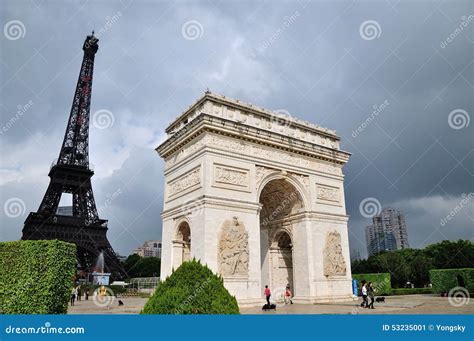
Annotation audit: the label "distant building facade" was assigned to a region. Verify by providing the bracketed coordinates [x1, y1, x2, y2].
[133, 240, 162, 258]
[57, 206, 73, 216]
[366, 208, 409, 257]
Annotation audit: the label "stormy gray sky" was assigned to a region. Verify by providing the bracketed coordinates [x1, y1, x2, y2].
[1, 0, 472, 258]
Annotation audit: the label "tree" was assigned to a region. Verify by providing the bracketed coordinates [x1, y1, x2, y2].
[129, 257, 161, 278]
[424, 240, 474, 269]
[351, 239, 473, 288]
[141, 259, 239, 314]
[124, 254, 142, 276]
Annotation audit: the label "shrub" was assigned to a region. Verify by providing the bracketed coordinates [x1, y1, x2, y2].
[0, 240, 76, 314]
[352, 273, 392, 295]
[390, 288, 433, 295]
[141, 259, 239, 314]
[429, 268, 474, 294]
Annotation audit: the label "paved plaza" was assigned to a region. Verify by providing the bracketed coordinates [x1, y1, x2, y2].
[68, 294, 473, 315]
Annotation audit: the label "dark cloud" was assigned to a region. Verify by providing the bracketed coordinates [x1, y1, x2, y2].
[1, 0, 472, 258]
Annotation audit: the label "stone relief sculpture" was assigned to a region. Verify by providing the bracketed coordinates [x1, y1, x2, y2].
[291, 172, 310, 188]
[323, 230, 347, 276]
[317, 184, 340, 203]
[255, 166, 276, 189]
[168, 167, 200, 197]
[218, 217, 249, 277]
[215, 165, 249, 187]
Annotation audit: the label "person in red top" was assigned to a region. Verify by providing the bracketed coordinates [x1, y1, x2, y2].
[264, 285, 271, 305]
[284, 285, 293, 304]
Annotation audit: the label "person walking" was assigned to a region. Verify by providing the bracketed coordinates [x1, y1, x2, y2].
[70, 287, 76, 306]
[367, 282, 375, 309]
[85, 287, 89, 300]
[76, 286, 81, 301]
[284, 285, 293, 304]
[360, 281, 368, 308]
[264, 285, 271, 306]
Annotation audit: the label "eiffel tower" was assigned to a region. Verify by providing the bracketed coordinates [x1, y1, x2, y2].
[22, 33, 126, 279]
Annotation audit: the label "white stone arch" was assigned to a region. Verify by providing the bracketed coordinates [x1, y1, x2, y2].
[174, 217, 191, 239]
[268, 226, 295, 299]
[256, 171, 310, 211]
[258, 172, 307, 299]
[172, 218, 191, 269]
[269, 225, 294, 249]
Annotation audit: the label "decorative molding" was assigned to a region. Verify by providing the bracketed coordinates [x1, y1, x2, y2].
[323, 230, 347, 277]
[316, 183, 341, 206]
[165, 136, 206, 168]
[165, 134, 343, 176]
[218, 217, 249, 277]
[213, 163, 250, 192]
[291, 172, 310, 188]
[255, 165, 276, 189]
[208, 134, 249, 154]
[167, 166, 201, 198]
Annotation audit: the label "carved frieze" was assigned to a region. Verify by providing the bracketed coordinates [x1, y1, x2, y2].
[165, 136, 206, 168]
[323, 231, 347, 276]
[317, 184, 340, 205]
[213, 164, 250, 191]
[218, 217, 249, 277]
[167, 166, 201, 198]
[165, 134, 342, 176]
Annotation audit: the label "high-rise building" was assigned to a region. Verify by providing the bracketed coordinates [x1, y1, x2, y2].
[366, 208, 409, 257]
[133, 240, 162, 258]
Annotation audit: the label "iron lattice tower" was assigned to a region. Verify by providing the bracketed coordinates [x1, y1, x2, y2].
[22, 33, 126, 279]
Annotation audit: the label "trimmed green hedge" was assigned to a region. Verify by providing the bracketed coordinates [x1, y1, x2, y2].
[352, 273, 392, 295]
[429, 268, 474, 294]
[391, 288, 433, 295]
[0, 240, 76, 314]
[141, 259, 239, 314]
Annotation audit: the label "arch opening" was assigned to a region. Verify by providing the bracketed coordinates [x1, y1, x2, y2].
[259, 178, 303, 299]
[173, 221, 191, 268]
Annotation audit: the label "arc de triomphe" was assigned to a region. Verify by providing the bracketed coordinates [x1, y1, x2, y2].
[156, 91, 353, 305]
